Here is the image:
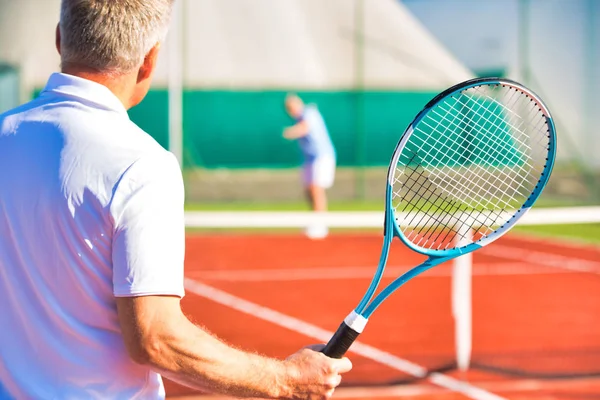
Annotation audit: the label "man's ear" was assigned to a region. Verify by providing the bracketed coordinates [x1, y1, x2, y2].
[137, 43, 161, 84]
[55, 24, 61, 55]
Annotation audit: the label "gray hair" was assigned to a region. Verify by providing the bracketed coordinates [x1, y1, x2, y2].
[59, 0, 174, 74]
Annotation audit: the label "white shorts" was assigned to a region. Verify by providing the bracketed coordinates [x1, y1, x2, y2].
[302, 156, 336, 189]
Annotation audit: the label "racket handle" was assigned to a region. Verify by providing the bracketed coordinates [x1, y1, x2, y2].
[321, 322, 360, 359]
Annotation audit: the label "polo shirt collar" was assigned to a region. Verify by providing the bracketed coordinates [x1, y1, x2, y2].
[41, 72, 129, 116]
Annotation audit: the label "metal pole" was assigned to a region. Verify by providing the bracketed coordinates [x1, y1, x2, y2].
[168, 0, 184, 167]
[584, 0, 596, 176]
[518, 0, 531, 85]
[355, 0, 366, 199]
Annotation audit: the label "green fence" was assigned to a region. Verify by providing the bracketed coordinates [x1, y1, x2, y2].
[127, 89, 439, 168]
[28, 86, 597, 203]
[28, 87, 524, 170]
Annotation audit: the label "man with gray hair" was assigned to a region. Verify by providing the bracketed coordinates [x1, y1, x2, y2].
[0, 1, 351, 399]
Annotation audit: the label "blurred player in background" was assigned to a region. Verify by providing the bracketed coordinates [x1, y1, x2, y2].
[284, 94, 336, 239]
[0, 1, 351, 399]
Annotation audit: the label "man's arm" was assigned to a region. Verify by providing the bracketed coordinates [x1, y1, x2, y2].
[111, 153, 351, 398]
[116, 295, 352, 399]
[283, 120, 310, 140]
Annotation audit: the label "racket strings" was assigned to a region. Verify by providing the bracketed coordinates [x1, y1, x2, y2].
[430, 99, 536, 178]
[393, 158, 496, 248]
[402, 88, 545, 246]
[436, 90, 545, 241]
[457, 86, 549, 204]
[429, 87, 543, 189]
[408, 126, 525, 211]
[419, 109, 534, 211]
[392, 83, 551, 250]
[408, 117, 524, 227]
[467, 86, 548, 173]
[420, 101, 532, 201]
[394, 161, 501, 248]
[430, 87, 542, 189]
[408, 120, 525, 213]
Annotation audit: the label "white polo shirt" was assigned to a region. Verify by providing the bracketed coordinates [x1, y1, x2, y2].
[0, 73, 185, 399]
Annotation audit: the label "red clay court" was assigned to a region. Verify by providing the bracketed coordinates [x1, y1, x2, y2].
[164, 231, 600, 400]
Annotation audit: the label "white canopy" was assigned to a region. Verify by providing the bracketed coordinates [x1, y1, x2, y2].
[0, 0, 473, 90]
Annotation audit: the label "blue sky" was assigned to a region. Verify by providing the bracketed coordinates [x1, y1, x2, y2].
[400, 0, 594, 75]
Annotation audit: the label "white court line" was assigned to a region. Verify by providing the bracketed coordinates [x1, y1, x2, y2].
[184, 278, 506, 400]
[186, 262, 574, 282]
[480, 245, 600, 274]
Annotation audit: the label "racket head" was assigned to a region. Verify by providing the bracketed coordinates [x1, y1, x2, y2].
[386, 77, 556, 257]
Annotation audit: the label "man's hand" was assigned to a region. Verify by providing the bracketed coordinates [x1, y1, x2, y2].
[281, 346, 352, 400]
[283, 121, 310, 140]
[282, 127, 296, 139]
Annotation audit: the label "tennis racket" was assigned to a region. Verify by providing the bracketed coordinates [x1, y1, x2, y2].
[322, 77, 557, 358]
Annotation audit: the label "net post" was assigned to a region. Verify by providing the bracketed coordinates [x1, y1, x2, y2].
[452, 223, 473, 371]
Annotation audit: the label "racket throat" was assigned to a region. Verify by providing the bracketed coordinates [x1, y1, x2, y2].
[363, 256, 453, 317]
[356, 208, 397, 314]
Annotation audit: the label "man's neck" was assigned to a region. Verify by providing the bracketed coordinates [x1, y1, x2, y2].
[61, 66, 136, 109]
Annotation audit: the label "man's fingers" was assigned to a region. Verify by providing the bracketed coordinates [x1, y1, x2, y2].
[333, 357, 353, 373]
[327, 374, 342, 387]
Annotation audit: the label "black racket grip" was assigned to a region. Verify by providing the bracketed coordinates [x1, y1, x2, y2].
[321, 322, 360, 359]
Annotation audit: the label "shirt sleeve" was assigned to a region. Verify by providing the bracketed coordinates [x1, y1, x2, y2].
[110, 151, 185, 297]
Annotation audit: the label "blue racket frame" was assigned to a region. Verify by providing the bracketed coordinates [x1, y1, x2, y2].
[321, 77, 557, 359]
